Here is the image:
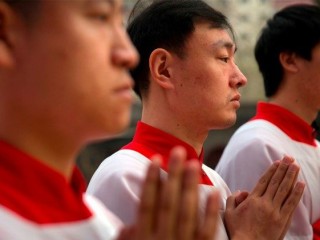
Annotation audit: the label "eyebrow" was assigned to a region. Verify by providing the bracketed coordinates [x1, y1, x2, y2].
[87, 0, 115, 7]
[87, 0, 126, 14]
[211, 40, 237, 53]
[106, 0, 115, 7]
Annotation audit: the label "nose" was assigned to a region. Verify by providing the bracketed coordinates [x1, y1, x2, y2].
[232, 64, 247, 88]
[112, 26, 139, 70]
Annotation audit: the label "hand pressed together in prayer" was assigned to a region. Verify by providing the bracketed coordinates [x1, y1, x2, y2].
[225, 156, 304, 240]
[118, 146, 220, 240]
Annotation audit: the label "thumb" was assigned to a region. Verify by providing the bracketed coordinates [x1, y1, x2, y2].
[226, 191, 239, 211]
[116, 226, 136, 240]
[234, 191, 249, 207]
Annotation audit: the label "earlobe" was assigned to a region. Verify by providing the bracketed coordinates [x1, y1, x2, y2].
[279, 52, 299, 73]
[149, 48, 174, 89]
[0, 2, 18, 69]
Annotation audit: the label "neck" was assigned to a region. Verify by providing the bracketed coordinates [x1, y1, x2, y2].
[141, 101, 207, 156]
[0, 111, 82, 180]
[269, 96, 317, 125]
[0, 83, 86, 179]
[0, 134, 79, 180]
[270, 74, 319, 125]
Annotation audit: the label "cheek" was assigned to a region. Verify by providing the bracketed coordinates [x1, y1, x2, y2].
[186, 68, 212, 90]
[101, 100, 132, 134]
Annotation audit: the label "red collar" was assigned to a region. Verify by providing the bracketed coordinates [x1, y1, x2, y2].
[122, 121, 213, 186]
[0, 140, 92, 224]
[313, 219, 320, 239]
[251, 102, 316, 147]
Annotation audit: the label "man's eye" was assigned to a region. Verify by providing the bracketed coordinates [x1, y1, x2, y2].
[89, 10, 111, 22]
[220, 57, 229, 63]
[94, 13, 110, 21]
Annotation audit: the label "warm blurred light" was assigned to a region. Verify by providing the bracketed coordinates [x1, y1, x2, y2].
[271, 0, 315, 9]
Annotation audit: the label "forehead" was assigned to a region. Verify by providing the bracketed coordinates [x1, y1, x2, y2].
[83, 0, 120, 7]
[28, 0, 124, 25]
[186, 22, 235, 51]
[39, 0, 122, 11]
[312, 42, 320, 54]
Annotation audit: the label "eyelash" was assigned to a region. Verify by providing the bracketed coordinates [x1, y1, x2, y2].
[220, 57, 229, 63]
[94, 13, 110, 22]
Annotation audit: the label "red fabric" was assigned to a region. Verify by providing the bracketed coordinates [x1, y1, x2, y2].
[122, 121, 213, 186]
[0, 140, 92, 224]
[313, 219, 320, 239]
[251, 102, 316, 147]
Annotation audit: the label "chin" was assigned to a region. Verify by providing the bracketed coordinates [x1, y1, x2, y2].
[213, 117, 237, 130]
[111, 115, 131, 133]
[91, 116, 130, 141]
[94, 125, 129, 142]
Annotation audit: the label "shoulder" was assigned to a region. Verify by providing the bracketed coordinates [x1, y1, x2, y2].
[92, 149, 151, 178]
[231, 120, 290, 144]
[222, 120, 288, 160]
[87, 149, 151, 193]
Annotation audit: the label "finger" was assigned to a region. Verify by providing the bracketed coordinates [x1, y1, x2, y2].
[196, 190, 220, 240]
[280, 181, 305, 216]
[226, 191, 238, 211]
[177, 160, 200, 240]
[234, 191, 249, 207]
[116, 226, 136, 240]
[224, 192, 239, 238]
[278, 209, 295, 240]
[250, 160, 281, 197]
[263, 156, 294, 201]
[273, 162, 300, 208]
[277, 172, 301, 240]
[134, 157, 161, 238]
[156, 146, 186, 239]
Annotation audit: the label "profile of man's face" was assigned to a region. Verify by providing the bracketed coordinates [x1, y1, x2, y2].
[2, 0, 138, 142]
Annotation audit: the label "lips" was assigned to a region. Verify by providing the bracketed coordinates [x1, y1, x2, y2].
[231, 94, 241, 102]
[115, 84, 132, 92]
[230, 94, 241, 109]
[114, 74, 134, 94]
[114, 82, 134, 102]
[114, 85, 133, 94]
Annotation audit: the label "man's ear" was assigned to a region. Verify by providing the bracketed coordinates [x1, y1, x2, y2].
[149, 48, 174, 89]
[279, 52, 299, 73]
[0, 2, 20, 68]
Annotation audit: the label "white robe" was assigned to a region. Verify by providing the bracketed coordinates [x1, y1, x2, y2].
[88, 149, 231, 240]
[216, 119, 320, 240]
[0, 195, 122, 240]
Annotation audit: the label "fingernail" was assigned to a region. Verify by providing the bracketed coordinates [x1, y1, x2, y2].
[283, 156, 294, 164]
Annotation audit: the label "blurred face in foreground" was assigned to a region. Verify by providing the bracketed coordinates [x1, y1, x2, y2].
[2, 0, 139, 145]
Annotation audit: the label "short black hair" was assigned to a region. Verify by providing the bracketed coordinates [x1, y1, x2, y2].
[4, 0, 40, 22]
[255, 4, 320, 97]
[127, 0, 233, 99]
